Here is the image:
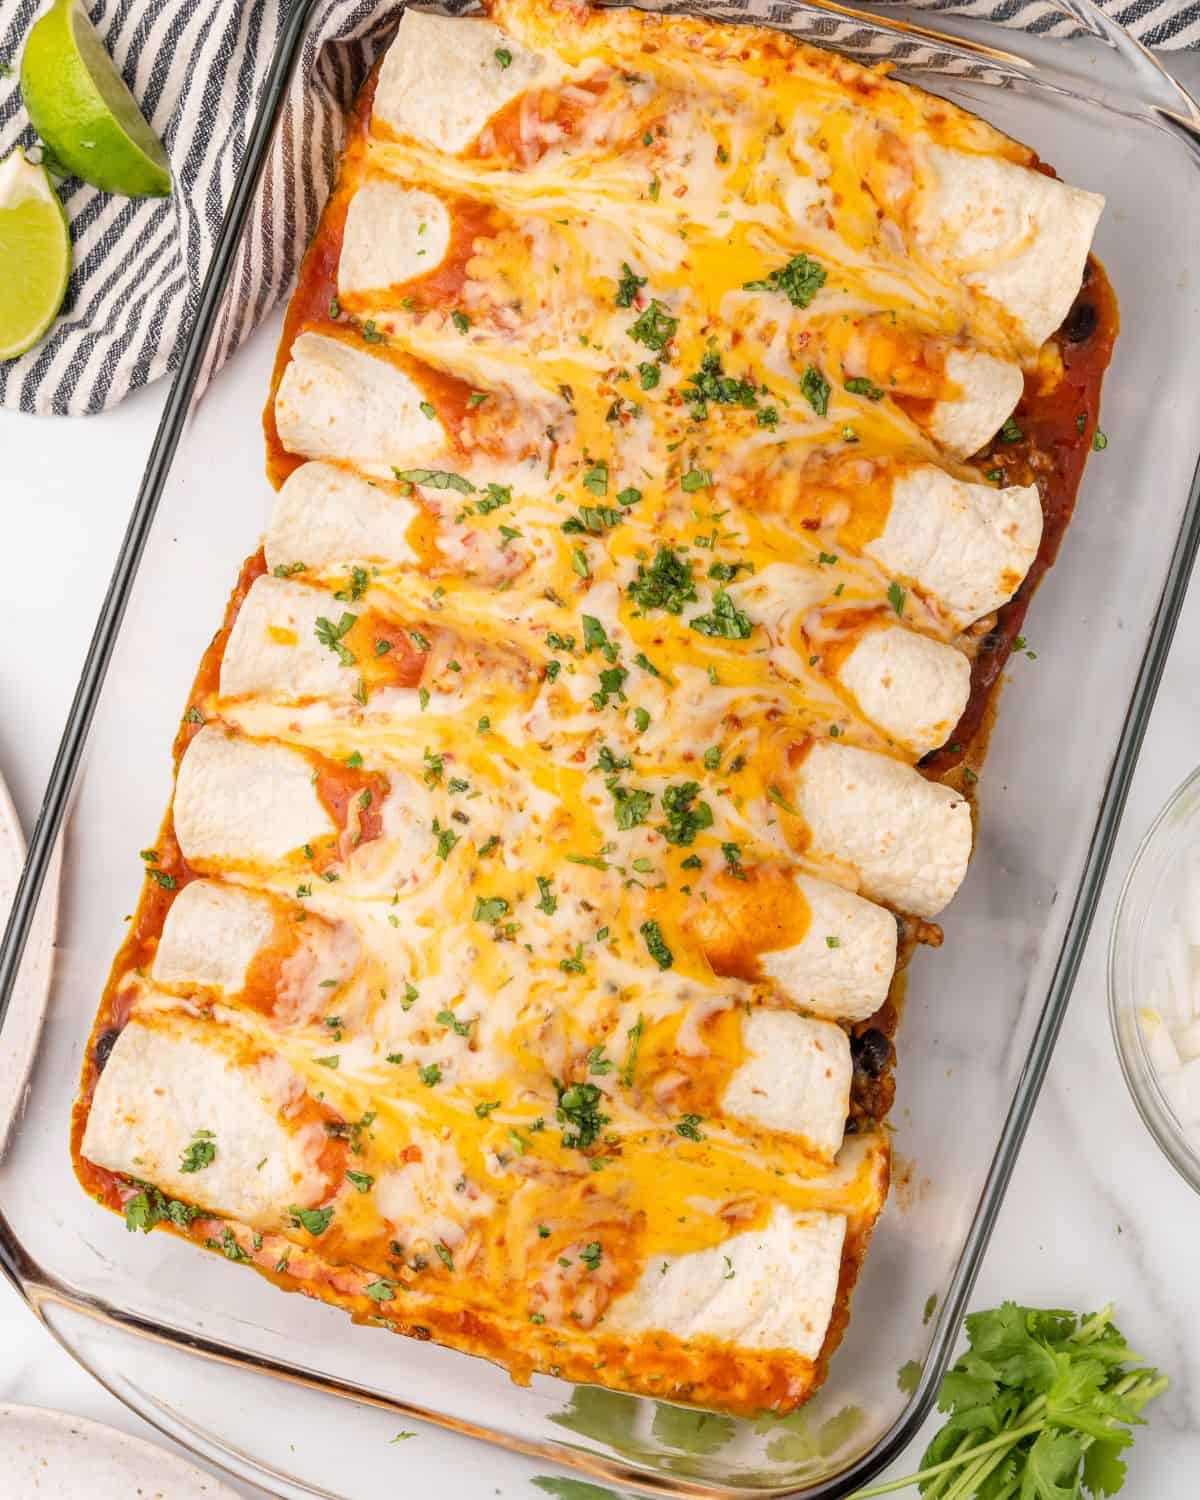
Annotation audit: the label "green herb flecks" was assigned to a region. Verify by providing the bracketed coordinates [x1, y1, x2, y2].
[615, 262, 647, 308]
[314, 612, 357, 667]
[640, 919, 673, 970]
[628, 547, 697, 615]
[659, 782, 713, 846]
[627, 299, 677, 353]
[800, 365, 830, 417]
[555, 1081, 609, 1150]
[689, 588, 751, 640]
[743, 253, 826, 308]
[179, 1130, 216, 1173]
[683, 346, 758, 421]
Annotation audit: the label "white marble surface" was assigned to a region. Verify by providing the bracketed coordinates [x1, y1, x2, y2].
[4, 65, 1200, 1500]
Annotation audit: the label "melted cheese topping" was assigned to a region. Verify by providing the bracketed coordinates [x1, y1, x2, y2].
[75, 0, 1105, 1417]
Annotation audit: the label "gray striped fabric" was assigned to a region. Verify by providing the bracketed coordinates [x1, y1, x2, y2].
[0, 0, 1191, 415]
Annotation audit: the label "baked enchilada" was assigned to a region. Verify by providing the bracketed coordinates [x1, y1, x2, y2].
[72, 0, 1117, 1416]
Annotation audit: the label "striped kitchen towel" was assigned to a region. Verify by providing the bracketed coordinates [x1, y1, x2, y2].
[0, 0, 1193, 416]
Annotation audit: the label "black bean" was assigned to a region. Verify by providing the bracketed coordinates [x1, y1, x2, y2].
[1060, 302, 1096, 344]
[93, 1027, 122, 1072]
[852, 1028, 890, 1077]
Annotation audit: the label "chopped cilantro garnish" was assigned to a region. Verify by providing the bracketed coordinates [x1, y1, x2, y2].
[800, 365, 831, 417]
[472, 895, 511, 924]
[436, 1008, 472, 1036]
[314, 611, 356, 667]
[289, 1204, 333, 1236]
[179, 1132, 215, 1173]
[582, 461, 608, 497]
[123, 1184, 200, 1234]
[627, 299, 677, 353]
[615, 261, 647, 308]
[561, 504, 624, 535]
[628, 547, 696, 615]
[689, 588, 751, 639]
[742, 252, 826, 308]
[555, 1081, 608, 1149]
[680, 467, 713, 492]
[432, 819, 460, 861]
[587, 1046, 613, 1076]
[683, 347, 758, 419]
[640, 919, 674, 970]
[845, 375, 885, 401]
[393, 467, 474, 494]
[609, 782, 654, 830]
[638, 361, 661, 391]
[659, 781, 714, 845]
[535, 876, 557, 915]
[622, 1015, 645, 1087]
[476, 482, 512, 514]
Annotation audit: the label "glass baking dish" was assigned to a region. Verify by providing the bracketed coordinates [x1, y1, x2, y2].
[3, 2, 1200, 1495]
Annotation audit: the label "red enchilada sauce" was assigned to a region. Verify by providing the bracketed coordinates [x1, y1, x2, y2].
[846, 259, 1119, 1126]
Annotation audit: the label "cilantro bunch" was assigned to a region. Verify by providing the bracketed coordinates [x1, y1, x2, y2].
[854, 1303, 1166, 1500]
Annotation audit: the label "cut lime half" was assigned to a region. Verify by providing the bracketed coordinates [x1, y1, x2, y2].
[0, 150, 71, 361]
[21, 0, 170, 198]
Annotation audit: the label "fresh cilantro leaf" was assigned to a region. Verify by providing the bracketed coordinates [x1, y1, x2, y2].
[640, 918, 673, 970]
[314, 612, 357, 667]
[472, 895, 510, 924]
[392, 468, 474, 494]
[609, 782, 653, 830]
[852, 1304, 1168, 1500]
[289, 1204, 333, 1235]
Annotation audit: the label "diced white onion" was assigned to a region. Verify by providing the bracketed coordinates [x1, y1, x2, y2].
[1136, 856, 1200, 1150]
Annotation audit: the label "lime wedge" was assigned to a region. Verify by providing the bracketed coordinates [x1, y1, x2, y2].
[0, 150, 71, 360]
[20, 0, 170, 198]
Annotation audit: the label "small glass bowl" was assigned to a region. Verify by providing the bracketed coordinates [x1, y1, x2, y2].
[1109, 765, 1200, 1194]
